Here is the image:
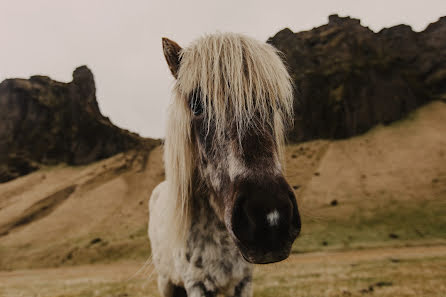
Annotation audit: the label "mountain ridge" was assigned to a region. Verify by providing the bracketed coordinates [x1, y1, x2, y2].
[1, 15, 445, 182]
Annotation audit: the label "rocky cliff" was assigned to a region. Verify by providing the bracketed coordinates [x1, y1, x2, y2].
[0, 66, 159, 183]
[269, 15, 446, 142]
[2, 16, 445, 181]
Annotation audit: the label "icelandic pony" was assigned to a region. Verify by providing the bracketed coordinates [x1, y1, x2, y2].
[149, 33, 301, 297]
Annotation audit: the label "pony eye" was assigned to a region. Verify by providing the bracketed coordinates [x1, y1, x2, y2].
[190, 91, 203, 116]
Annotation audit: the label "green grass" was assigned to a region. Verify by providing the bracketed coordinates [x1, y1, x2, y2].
[0, 279, 159, 297]
[2, 253, 444, 297]
[2, 197, 444, 271]
[253, 255, 446, 297]
[293, 198, 446, 253]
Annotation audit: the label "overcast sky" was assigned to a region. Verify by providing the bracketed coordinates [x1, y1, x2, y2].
[1, 0, 445, 139]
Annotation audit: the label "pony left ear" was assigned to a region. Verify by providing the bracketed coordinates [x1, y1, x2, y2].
[162, 37, 182, 79]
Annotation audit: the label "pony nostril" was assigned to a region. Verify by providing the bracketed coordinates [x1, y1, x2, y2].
[231, 195, 255, 243]
[288, 192, 301, 237]
[231, 186, 301, 253]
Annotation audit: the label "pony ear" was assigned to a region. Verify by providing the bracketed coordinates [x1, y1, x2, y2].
[162, 37, 182, 79]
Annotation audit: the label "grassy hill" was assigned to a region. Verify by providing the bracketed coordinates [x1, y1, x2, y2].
[0, 101, 445, 297]
[0, 101, 445, 272]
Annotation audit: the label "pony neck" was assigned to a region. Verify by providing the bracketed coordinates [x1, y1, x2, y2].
[190, 172, 224, 225]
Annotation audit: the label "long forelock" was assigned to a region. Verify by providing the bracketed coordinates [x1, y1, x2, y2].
[177, 33, 294, 150]
[164, 33, 294, 244]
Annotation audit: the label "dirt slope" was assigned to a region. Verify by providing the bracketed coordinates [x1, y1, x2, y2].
[285, 101, 446, 251]
[0, 101, 445, 270]
[286, 100, 446, 208]
[0, 146, 164, 269]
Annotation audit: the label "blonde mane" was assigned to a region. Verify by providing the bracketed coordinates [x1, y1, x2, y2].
[163, 33, 294, 244]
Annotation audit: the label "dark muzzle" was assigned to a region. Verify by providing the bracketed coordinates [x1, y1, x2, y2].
[230, 176, 301, 264]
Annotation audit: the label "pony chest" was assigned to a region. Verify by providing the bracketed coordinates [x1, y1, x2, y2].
[179, 217, 250, 288]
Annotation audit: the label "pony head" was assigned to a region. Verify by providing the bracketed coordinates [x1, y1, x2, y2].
[162, 33, 300, 264]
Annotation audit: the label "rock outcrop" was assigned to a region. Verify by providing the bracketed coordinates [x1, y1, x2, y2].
[2, 15, 445, 180]
[268, 15, 446, 142]
[0, 66, 159, 183]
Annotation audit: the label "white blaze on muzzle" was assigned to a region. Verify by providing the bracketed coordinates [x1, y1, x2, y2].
[266, 209, 280, 226]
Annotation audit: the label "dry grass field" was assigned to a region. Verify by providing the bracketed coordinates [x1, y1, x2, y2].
[1, 245, 445, 297]
[0, 101, 445, 296]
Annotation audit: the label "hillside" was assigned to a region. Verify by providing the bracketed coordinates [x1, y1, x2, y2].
[269, 15, 446, 142]
[0, 146, 165, 269]
[0, 100, 444, 270]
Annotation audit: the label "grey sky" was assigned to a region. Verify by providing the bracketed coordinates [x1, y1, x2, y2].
[1, 0, 445, 138]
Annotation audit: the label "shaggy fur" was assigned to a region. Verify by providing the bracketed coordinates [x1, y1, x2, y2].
[149, 32, 295, 297]
[150, 182, 252, 297]
[164, 33, 294, 244]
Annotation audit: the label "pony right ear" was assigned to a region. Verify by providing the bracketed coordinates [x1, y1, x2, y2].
[162, 37, 182, 79]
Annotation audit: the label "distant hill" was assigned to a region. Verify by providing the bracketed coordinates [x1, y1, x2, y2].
[269, 15, 446, 142]
[0, 66, 160, 183]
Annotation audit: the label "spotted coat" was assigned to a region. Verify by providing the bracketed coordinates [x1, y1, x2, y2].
[149, 181, 253, 297]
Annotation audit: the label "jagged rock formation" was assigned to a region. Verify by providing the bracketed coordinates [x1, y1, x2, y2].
[269, 15, 446, 142]
[0, 66, 159, 183]
[1, 15, 445, 180]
